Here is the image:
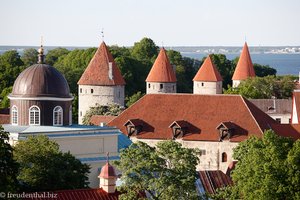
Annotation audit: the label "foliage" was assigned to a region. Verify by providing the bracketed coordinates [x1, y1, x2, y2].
[72, 93, 78, 123]
[82, 103, 125, 125]
[0, 125, 19, 193]
[21, 48, 38, 66]
[0, 86, 12, 108]
[131, 37, 159, 62]
[213, 130, 300, 200]
[114, 140, 200, 200]
[224, 75, 294, 99]
[45, 47, 70, 66]
[126, 91, 144, 107]
[14, 135, 90, 192]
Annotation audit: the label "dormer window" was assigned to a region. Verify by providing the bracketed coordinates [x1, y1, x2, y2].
[124, 119, 144, 137]
[169, 120, 189, 139]
[216, 122, 235, 141]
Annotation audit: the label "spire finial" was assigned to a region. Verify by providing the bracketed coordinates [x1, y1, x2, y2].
[106, 152, 109, 163]
[38, 36, 45, 64]
[244, 35, 247, 43]
[101, 28, 104, 41]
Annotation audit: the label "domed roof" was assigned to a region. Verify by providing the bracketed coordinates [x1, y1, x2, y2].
[99, 162, 117, 179]
[10, 64, 72, 98]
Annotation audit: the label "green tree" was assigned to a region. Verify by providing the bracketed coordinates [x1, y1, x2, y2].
[0, 86, 12, 108]
[126, 92, 144, 107]
[0, 125, 19, 193]
[14, 135, 90, 192]
[21, 48, 38, 66]
[224, 75, 294, 99]
[82, 103, 125, 125]
[114, 140, 199, 200]
[213, 130, 300, 200]
[45, 47, 70, 66]
[131, 37, 159, 62]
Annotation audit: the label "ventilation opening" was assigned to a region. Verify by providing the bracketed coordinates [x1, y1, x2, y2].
[222, 152, 227, 162]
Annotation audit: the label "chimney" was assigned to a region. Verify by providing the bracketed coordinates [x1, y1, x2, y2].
[108, 62, 113, 80]
[98, 153, 117, 193]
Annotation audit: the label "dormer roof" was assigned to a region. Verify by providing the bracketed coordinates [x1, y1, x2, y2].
[193, 55, 223, 82]
[78, 42, 125, 86]
[232, 42, 256, 80]
[146, 48, 176, 83]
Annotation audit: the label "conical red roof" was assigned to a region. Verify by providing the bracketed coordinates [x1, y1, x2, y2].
[193, 55, 223, 81]
[232, 42, 255, 80]
[146, 48, 176, 83]
[99, 162, 117, 179]
[78, 42, 125, 86]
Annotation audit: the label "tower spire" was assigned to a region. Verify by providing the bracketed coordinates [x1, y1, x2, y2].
[101, 28, 104, 41]
[38, 36, 45, 64]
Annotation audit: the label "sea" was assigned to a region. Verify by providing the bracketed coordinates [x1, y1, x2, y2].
[1, 46, 300, 76]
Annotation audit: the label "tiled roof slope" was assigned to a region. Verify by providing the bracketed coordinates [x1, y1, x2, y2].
[90, 115, 116, 126]
[292, 92, 300, 124]
[198, 170, 233, 194]
[193, 55, 223, 82]
[108, 94, 299, 141]
[232, 42, 255, 80]
[146, 48, 176, 82]
[23, 188, 119, 200]
[249, 99, 292, 114]
[78, 42, 125, 86]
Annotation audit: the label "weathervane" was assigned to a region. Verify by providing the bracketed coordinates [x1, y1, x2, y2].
[38, 36, 45, 64]
[106, 152, 109, 163]
[101, 28, 104, 41]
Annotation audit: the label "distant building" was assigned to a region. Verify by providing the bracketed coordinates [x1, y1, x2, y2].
[232, 42, 256, 88]
[3, 45, 131, 188]
[193, 55, 223, 94]
[78, 41, 125, 124]
[145, 48, 177, 94]
[249, 99, 292, 124]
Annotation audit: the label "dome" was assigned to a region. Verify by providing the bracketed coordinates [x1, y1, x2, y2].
[99, 162, 117, 178]
[10, 64, 72, 98]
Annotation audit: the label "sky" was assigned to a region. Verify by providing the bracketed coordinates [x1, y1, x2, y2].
[0, 0, 299, 47]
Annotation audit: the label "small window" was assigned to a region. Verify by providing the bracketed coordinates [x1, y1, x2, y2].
[289, 118, 292, 124]
[160, 84, 163, 89]
[80, 88, 82, 93]
[118, 91, 121, 98]
[222, 152, 227, 162]
[12, 106, 18, 125]
[148, 83, 151, 88]
[80, 111, 82, 117]
[29, 106, 40, 125]
[201, 83, 204, 86]
[199, 149, 206, 156]
[275, 118, 281, 123]
[173, 85, 175, 91]
[53, 106, 63, 126]
[91, 89, 94, 94]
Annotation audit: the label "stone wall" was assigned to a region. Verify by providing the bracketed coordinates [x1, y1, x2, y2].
[78, 85, 124, 124]
[146, 82, 176, 94]
[193, 81, 222, 94]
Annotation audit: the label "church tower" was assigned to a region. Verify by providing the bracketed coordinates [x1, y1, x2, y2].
[193, 55, 223, 94]
[78, 41, 125, 124]
[232, 42, 255, 88]
[145, 48, 176, 94]
[98, 154, 117, 193]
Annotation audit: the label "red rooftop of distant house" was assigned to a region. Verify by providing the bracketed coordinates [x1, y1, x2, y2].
[232, 42, 256, 80]
[146, 48, 176, 83]
[193, 55, 223, 82]
[78, 42, 125, 86]
[108, 94, 300, 141]
[90, 115, 116, 126]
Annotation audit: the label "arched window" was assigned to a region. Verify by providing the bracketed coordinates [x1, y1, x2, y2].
[222, 152, 227, 162]
[69, 105, 72, 126]
[53, 106, 63, 126]
[29, 106, 40, 125]
[11, 106, 18, 125]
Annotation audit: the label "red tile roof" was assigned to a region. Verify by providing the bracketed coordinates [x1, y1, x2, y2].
[198, 170, 233, 194]
[292, 92, 300, 124]
[145, 48, 176, 83]
[0, 114, 9, 124]
[108, 94, 297, 142]
[78, 42, 125, 86]
[90, 115, 116, 126]
[24, 188, 119, 200]
[232, 42, 255, 80]
[193, 55, 223, 82]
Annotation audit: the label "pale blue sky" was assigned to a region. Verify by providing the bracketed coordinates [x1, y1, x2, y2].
[0, 0, 299, 47]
